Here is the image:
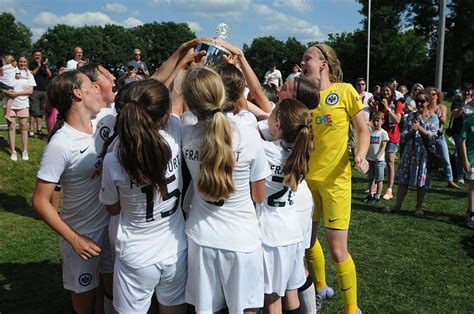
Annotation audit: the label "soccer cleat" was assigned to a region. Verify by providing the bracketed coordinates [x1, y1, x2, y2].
[10, 152, 17, 161]
[28, 131, 35, 138]
[317, 285, 335, 300]
[22, 151, 29, 161]
[356, 308, 363, 314]
[457, 178, 465, 185]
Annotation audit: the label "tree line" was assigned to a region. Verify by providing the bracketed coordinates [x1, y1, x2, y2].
[1, 0, 473, 92]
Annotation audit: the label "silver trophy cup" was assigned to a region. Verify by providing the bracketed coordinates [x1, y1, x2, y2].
[195, 23, 231, 69]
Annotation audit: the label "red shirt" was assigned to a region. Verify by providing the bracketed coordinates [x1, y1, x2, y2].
[381, 101, 404, 143]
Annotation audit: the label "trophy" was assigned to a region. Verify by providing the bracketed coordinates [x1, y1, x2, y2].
[195, 23, 231, 69]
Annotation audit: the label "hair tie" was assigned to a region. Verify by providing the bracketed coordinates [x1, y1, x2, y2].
[211, 108, 222, 115]
[298, 124, 308, 131]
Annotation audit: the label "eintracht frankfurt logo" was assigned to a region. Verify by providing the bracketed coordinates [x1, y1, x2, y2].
[326, 93, 339, 106]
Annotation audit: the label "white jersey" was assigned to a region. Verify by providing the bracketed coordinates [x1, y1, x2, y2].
[260, 140, 304, 247]
[293, 179, 313, 213]
[99, 115, 186, 268]
[183, 118, 271, 252]
[37, 122, 110, 234]
[235, 110, 258, 129]
[92, 106, 116, 145]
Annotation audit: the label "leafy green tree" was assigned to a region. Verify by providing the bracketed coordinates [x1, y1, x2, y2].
[130, 22, 195, 69]
[410, 0, 474, 89]
[243, 36, 288, 81]
[0, 13, 32, 56]
[35, 22, 195, 74]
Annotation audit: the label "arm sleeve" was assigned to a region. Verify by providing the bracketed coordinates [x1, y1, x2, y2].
[462, 119, 468, 140]
[37, 140, 69, 183]
[28, 72, 37, 87]
[346, 84, 364, 118]
[395, 101, 404, 115]
[250, 134, 271, 182]
[99, 153, 120, 205]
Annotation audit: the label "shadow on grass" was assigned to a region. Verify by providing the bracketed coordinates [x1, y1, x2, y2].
[0, 260, 70, 313]
[353, 200, 469, 228]
[0, 135, 11, 157]
[0, 192, 39, 220]
[460, 235, 474, 261]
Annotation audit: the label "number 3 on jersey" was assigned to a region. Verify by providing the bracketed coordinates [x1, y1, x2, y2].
[141, 174, 181, 222]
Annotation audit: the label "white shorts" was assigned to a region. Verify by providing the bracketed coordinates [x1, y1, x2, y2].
[60, 226, 113, 293]
[296, 206, 313, 249]
[262, 242, 306, 297]
[186, 239, 264, 314]
[113, 249, 187, 313]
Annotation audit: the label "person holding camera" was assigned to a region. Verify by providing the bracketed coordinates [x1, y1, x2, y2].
[375, 83, 404, 200]
[428, 87, 460, 189]
[29, 49, 51, 138]
[128, 48, 149, 78]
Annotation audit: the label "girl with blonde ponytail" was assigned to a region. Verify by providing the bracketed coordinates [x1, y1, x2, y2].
[181, 66, 270, 314]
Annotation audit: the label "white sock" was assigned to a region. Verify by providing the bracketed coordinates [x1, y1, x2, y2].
[299, 283, 317, 314]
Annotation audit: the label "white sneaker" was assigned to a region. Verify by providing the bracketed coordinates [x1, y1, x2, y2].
[22, 151, 29, 161]
[10, 152, 17, 161]
[317, 285, 335, 300]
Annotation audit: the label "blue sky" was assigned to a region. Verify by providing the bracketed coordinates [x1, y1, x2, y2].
[2, 0, 364, 47]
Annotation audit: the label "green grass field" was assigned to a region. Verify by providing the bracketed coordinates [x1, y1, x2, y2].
[0, 130, 473, 313]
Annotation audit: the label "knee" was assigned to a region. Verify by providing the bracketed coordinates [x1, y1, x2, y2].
[329, 247, 349, 263]
[8, 122, 15, 130]
[19, 123, 27, 130]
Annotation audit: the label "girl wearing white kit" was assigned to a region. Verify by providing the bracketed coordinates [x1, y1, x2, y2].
[260, 98, 314, 313]
[32, 71, 113, 314]
[181, 66, 270, 314]
[99, 80, 187, 314]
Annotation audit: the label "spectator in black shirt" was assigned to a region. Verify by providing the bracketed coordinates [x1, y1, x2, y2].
[29, 49, 51, 137]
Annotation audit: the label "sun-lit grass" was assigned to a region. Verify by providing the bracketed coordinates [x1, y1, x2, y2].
[0, 129, 473, 313]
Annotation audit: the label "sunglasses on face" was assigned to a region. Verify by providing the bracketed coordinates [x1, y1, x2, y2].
[415, 98, 427, 104]
[357, 83, 365, 86]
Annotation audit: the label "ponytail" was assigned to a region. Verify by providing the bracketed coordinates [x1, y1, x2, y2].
[114, 80, 172, 198]
[46, 71, 83, 142]
[182, 67, 236, 201]
[198, 110, 235, 200]
[117, 100, 171, 197]
[275, 99, 314, 191]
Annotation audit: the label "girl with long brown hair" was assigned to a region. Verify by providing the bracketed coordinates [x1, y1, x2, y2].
[260, 98, 314, 313]
[99, 80, 187, 314]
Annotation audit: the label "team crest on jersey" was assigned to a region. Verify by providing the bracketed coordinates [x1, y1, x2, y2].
[325, 93, 339, 106]
[99, 126, 111, 141]
[79, 273, 92, 286]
